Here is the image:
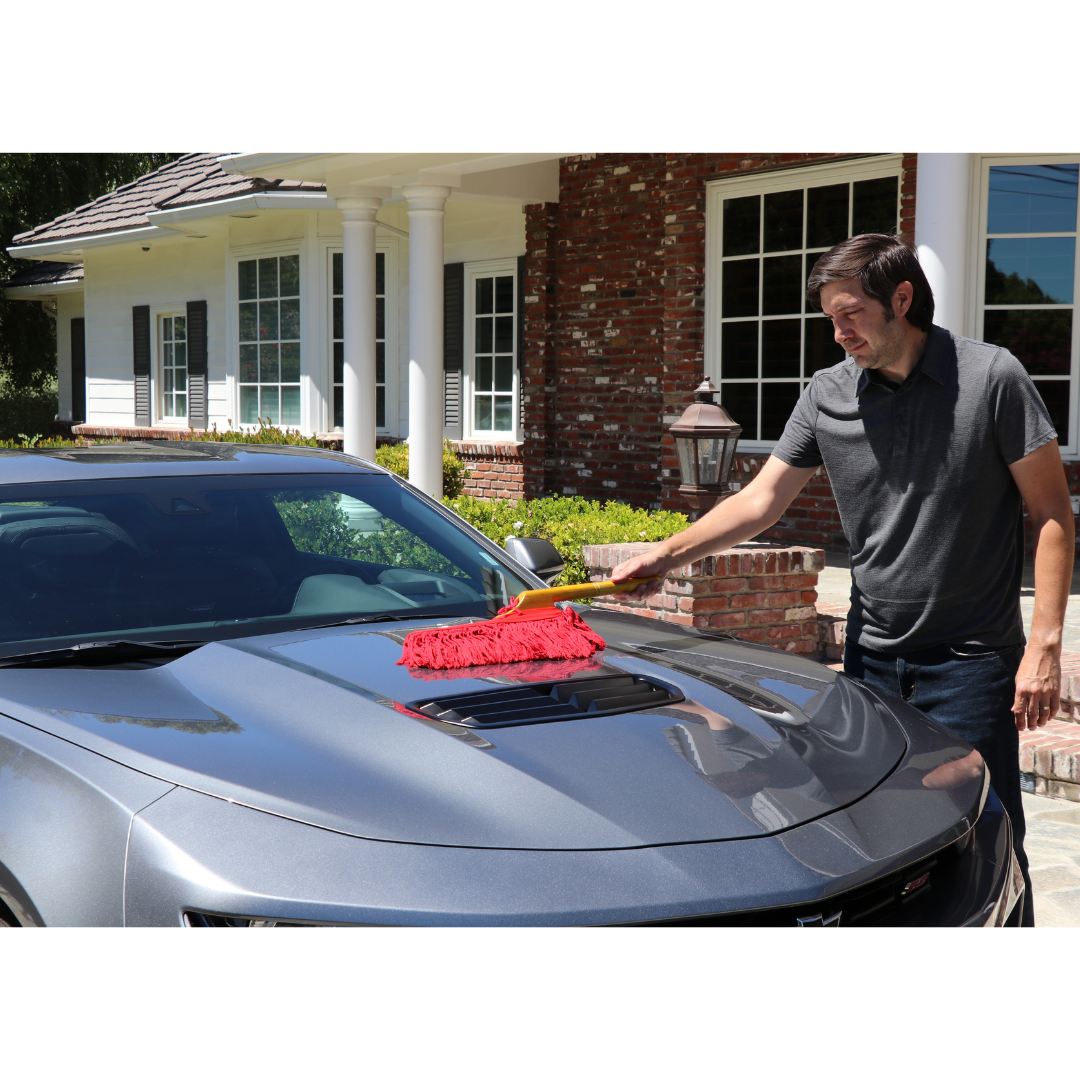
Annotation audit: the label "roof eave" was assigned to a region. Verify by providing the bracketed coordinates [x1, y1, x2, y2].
[146, 191, 337, 230]
[6, 225, 170, 261]
[4, 279, 84, 300]
[7, 191, 337, 258]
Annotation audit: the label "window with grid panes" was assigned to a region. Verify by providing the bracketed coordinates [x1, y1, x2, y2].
[977, 161, 1079, 450]
[160, 314, 187, 419]
[238, 254, 301, 428]
[331, 251, 386, 430]
[712, 166, 900, 443]
[471, 270, 516, 434]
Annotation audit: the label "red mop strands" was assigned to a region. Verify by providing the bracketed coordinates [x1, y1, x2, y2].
[396, 579, 654, 671]
[403, 655, 605, 682]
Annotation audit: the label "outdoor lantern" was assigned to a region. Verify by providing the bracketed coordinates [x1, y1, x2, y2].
[668, 378, 742, 516]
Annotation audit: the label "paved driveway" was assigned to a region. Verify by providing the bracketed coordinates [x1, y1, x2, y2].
[1023, 792, 1080, 926]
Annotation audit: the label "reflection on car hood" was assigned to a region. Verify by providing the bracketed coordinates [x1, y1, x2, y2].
[0, 610, 908, 850]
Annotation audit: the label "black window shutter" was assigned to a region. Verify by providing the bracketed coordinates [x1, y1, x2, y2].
[70, 317, 86, 424]
[443, 263, 464, 440]
[516, 255, 527, 435]
[186, 300, 208, 430]
[132, 305, 150, 426]
[516, 255, 526, 371]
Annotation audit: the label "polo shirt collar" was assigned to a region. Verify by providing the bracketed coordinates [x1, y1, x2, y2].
[854, 325, 952, 396]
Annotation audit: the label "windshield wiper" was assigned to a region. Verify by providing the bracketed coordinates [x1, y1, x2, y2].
[295, 614, 446, 632]
[0, 639, 208, 669]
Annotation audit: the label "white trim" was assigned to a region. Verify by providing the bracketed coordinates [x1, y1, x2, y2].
[4, 279, 84, 299]
[704, 154, 903, 451]
[147, 192, 337, 231]
[156, 308, 190, 426]
[227, 242, 305, 432]
[7, 225, 168, 260]
[463, 257, 519, 442]
[144, 303, 187, 427]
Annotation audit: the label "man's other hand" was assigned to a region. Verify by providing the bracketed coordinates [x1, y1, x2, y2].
[1013, 644, 1061, 730]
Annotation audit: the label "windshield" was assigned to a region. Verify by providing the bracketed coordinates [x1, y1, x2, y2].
[0, 473, 532, 657]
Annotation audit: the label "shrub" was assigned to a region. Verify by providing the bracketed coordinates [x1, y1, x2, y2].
[272, 488, 461, 576]
[444, 494, 688, 587]
[0, 374, 58, 443]
[374, 440, 469, 499]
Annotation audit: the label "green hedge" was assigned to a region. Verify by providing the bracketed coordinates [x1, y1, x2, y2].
[0, 375, 58, 443]
[374, 441, 469, 499]
[444, 494, 688, 587]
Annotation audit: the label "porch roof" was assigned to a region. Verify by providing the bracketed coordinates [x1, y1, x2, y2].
[8, 153, 326, 253]
[220, 153, 563, 203]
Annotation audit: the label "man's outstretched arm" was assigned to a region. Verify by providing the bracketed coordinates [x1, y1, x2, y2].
[1009, 438, 1075, 731]
[611, 457, 817, 594]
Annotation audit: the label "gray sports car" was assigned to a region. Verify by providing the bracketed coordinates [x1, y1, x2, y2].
[0, 443, 1023, 926]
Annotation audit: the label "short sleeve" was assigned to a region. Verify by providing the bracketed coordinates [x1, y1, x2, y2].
[771, 379, 823, 467]
[987, 349, 1060, 464]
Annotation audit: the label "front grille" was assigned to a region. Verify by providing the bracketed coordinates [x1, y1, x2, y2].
[408, 673, 684, 729]
[625, 841, 963, 927]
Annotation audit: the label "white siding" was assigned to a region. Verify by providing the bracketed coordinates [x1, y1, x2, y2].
[84, 237, 227, 429]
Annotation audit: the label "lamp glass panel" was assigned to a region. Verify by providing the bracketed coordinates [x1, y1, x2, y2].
[697, 438, 724, 485]
[674, 436, 697, 486]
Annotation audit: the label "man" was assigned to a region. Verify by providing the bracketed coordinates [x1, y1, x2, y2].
[613, 233, 1074, 925]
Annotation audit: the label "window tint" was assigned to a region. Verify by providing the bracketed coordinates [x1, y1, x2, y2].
[0, 475, 529, 655]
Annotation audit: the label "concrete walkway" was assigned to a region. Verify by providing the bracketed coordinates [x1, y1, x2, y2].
[1023, 792, 1080, 926]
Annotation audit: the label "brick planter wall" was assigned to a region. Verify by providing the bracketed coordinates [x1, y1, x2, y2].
[448, 441, 524, 500]
[583, 541, 825, 656]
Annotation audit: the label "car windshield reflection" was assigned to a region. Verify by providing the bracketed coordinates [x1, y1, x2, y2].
[0, 473, 531, 657]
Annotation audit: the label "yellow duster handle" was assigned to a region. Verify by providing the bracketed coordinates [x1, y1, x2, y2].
[507, 578, 658, 613]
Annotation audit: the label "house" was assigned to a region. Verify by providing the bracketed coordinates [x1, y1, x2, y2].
[7, 152, 1080, 549]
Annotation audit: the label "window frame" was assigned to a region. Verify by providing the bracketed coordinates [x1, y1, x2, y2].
[325, 238, 398, 436]
[157, 309, 189, 425]
[971, 153, 1080, 457]
[144, 303, 188, 428]
[463, 257, 519, 443]
[227, 240, 305, 433]
[704, 154, 903, 451]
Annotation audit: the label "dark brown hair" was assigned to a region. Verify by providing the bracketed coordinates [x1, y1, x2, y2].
[806, 234, 935, 332]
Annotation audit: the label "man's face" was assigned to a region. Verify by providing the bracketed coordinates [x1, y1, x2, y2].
[818, 278, 908, 372]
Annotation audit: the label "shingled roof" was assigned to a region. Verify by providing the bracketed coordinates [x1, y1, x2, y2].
[10, 153, 326, 248]
[3, 261, 84, 288]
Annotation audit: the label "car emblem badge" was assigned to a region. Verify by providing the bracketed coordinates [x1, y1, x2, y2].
[796, 911, 841, 927]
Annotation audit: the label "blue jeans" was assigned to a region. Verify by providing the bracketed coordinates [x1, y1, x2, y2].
[845, 640, 1032, 926]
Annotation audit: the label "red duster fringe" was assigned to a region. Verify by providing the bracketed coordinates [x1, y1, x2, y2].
[397, 603, 607, 671]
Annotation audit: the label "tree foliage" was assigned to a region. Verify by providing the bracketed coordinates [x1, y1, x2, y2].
[0, 154, 181, 392]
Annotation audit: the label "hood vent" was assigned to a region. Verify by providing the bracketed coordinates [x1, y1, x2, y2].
[409, 674, 684, 729]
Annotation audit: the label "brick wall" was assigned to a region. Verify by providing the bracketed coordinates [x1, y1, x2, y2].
[583, 541, 826, 657]
[450, 441, 524, 499]
[520, 152, 917, 513]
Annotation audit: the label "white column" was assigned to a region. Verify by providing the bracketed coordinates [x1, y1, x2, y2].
[339, 194, 382, 460]
[914, 154, 972, 336]
[403, 184, 451, 499]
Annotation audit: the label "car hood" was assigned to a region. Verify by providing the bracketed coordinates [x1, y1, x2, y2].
[0, 611, 907, 850]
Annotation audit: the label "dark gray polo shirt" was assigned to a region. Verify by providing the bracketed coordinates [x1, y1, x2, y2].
[772, 325, 1058, 653]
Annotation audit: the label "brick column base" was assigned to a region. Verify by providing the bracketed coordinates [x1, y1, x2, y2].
[582, 542, 825, 657]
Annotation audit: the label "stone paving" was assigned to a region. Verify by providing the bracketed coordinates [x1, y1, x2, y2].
[1023, 792, 1080, 926]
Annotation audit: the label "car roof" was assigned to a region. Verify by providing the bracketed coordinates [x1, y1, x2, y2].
[0, 442, 385, 484]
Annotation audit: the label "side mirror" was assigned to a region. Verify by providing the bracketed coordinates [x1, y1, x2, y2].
[504, 537, 566, 584]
